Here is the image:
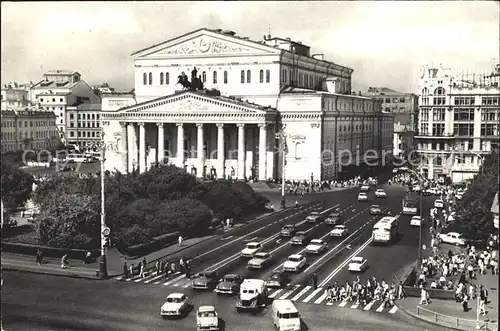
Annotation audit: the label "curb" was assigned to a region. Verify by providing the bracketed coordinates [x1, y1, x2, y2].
[395, 302, 471, 331]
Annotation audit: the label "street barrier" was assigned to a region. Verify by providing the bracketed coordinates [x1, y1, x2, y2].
[1, 241, 98, 260]
[416, 306, 498, 331]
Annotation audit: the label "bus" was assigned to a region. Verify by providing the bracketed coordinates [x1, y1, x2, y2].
[372, 216, 400, 244]
[402, 192, 419, 215]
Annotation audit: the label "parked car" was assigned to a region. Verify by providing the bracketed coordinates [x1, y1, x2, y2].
[160, 293, 192, 317]
[348, 256, 368, 272]
[439, 232, 466, 246]
[283, 254, 307, 272]
[330, 225, 349, 237]
[192, 271, 218, 291]
[247, 252, 273, 269]
[305, 239, 327, 254]
[214, 274, 244, 296]
[324, 212, 341, 225]
[265, 270, 290, 288]
[369, 204, 382, 215]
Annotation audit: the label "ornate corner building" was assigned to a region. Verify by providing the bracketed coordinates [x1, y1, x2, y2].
[101, 28, 394, 181]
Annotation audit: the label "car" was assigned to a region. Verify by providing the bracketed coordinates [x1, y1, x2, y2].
[455, 192, 464, 200]
[439, 232, 466, 246]
[196, 305, 219, 331]
[330, 225, 348, 237]
[247, 252, 273, 269]
[280, 224, 297, 237]
[360, 184, 370, 192]
[357, 192, 368, 201]
[160, 293, 192, 317]
[324, 212, 341, 225]
[410, 215, 422, 226]
[348, 256, 368, 272]
[369, 204, 382, 215]
[283, 254, 307, 272]
[214, 274, 244, 295]
[422, 189, 432, 196]
[290, 231, 308, 245]
[434, 199, 444, 208]
[375, 189, 387, 198]
[306, 211, 323, 223]
[192, 271, 218, 290]
[240, 242, 262, 258]
[305, 239, 327, 254]
[265, 270, 290, 288]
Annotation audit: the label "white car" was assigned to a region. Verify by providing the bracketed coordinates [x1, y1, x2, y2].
[375, 189, 387, 198]
[434, 199, 444, 208]
[455, 192, 464, 200]
[439, 232, 466, 246]
[283, 254, 306, 272]
[348, 257, 368, 272]
[305, 239, 327, 254]
[413, 185, 421, 192]
[196, 306, 219, 331]
[330, 225, 348, 237]
[306, 211, 323, 223]
[358, 192, 368, 201]
[360, 184, 370, 192]
[410, 216, 422, 227]
[160, 293, 192, 317]
[240, 242, 262, 258]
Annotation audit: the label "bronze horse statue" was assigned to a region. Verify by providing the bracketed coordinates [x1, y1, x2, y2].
[177, 75, 191, 90]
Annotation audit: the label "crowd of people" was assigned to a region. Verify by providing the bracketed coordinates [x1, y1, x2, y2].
[273, 175, 379, 196]
[122, 256, 192, 280]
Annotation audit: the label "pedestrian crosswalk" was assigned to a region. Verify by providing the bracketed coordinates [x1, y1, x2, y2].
[116, 273, 399, 314]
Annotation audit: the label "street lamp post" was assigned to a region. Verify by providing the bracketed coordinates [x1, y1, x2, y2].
[275, 127, 287, 209]
[98, 138, 109, 279]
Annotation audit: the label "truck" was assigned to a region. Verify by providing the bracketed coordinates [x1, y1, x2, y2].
[235, 279, 268, 312]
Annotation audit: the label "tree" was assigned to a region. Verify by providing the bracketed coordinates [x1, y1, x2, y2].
[38, 194, 100, 248]
[1, 161, 34, 209]
[152, 198, 212, 235]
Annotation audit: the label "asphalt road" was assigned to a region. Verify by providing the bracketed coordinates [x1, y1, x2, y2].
[1, 270, 451, 331]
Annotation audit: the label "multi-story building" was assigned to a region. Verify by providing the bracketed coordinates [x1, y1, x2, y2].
[416, 64, 500, 183]
[31, 70, 100, 142]
[364, 87, 418, 160]
[1, 83, 35, 110]
[101, 28, 393, 180]
[65, 103, 102, 150]
[1, 109, 59, 153]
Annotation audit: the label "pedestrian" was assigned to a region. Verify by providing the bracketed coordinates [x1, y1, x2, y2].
[35, 249, 43, 265]
[419, 286, 429, 305]
[295, 200, 299, 208]
[123, 262, 129, 279]
[83, 251, 92, 264]
[139, 261, 145, 278]
[462, 293, 469, 312]
[312, 272, 318, 289]
[397, 281, 405, 300]
[142, 257, 147, 267]
[178, 234, 183, 247]
[130, 263, 135, 276]
[185, 260, 191, 279]
[156, 260, 161, 274]
[179, 257, 185, 273]
[61, 254, 69, 269]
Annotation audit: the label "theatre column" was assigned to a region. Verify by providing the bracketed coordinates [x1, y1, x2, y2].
[138, 122, 146, 173]
[119, 122, 128, 173]
[127, 123, 136, 172]
[176, 123, 184, 167]
[157, 123, 164, 165]
[258, 123, 267, 181]
[196, 123, 204, 177]
[237, 124, 246, 180]
[217, 123, 225, 179]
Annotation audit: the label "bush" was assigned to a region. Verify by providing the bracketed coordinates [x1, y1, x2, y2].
[1, 160, 34, 209]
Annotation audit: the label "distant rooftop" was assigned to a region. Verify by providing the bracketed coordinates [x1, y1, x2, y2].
[76, 103, 101, 111]
[366, 87, 401, 94]
[45, 70, 80, 76]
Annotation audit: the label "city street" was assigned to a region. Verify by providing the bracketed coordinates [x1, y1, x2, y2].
[2, 270, 451, 331]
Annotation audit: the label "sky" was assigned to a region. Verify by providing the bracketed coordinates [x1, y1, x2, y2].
[1, 1, 499, 93]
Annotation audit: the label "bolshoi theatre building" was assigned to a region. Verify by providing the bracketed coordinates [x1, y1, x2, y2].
[101, 28, 394, 181]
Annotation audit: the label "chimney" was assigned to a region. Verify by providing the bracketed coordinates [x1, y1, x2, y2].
[358, 91, 362, 96]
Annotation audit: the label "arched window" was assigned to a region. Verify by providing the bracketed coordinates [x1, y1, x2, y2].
[148, 72, 153, 85]
[202, 71, 206, 83]
[213, 71, 217, 84]
[143, 73, 147, 85]
[422, 87, 429, 95]
[266, 70, 270, 83]
[223, 71, 228, 84]
[434, 87, 446, 95]
[165, 72, 169, 84]
[246, 70, 251, 83]
[160, 72, 164, 85]
[241, 70, 245, 83]
[259, 70, 264, 83]
[294, 142, 303, 159]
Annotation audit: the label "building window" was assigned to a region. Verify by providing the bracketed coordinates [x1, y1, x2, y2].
[432, 108, 445, 121]
[481, 97, 500, 105]
[259, 70, 264, 83]
[453, 108, 474, 121]
[70, 132, 74, 137]
[454, 97, 475, 105]
[481, 124, 497, 136]
[399, 97, 405, 102]
[40, 98, 44, 102]
[143, 73, 147, 85]
[165, 72, 169, 84]
[453, 123, 474, 136]
[160, 72, 164, 85]
[434, 87, 446, 95]
[213, 71, 217, 84]
[481, 109, 497, 121]
[223, 71, 228, 84]
[241, 70, 245, 83]
[246, 70, 251, 83]
[202, 71, 206, 83]
[266, 70, 270, 83]
[432, 123, 445, 136]
[148, 72, 153, 85]
[283, 70, 287, 83]
[385, 98, 390, 103]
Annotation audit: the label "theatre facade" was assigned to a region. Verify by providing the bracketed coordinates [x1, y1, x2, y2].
[101, 28, 394, 181]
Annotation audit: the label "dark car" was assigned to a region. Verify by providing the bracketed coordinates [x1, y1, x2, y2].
[214, 274, 244, 295]
[369, 205, 382, 215]
[265, 270, 290, 288]
[280, 224, 297, 237]
[191, 271, 218, 291]
[290, 231, 309, 245]
[324, 212, 341, 225]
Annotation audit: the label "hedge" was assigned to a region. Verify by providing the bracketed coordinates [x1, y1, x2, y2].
[123, 231, 180, 257]
[1, 241, 99, 260]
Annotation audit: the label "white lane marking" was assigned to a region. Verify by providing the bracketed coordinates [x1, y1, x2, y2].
[269, 289, 283, 298]
[388, 305, 398, 314]
[350, 302, 359, 309]
[244, 237, 258, 242]
[280, 289, 296, 300]
[314, 291, 328, 304]
[144, 273, 164, 284]
[291, 285, 311, 301]
[376, 302, 385, 312]
[162, 274, 185, 286]
[127, 275, 141, 282]
[115, 276, 123, 281]
[182, 282, 191, 288]
[326, 300, 334, 306]
[363, 300, 376, 311]
[338, 300, 348, 307]
[302, 287, 323, 303]
[134, 277, 147, 283]
[220, 236, 233, 241]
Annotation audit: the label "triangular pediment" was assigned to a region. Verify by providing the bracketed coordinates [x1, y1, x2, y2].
[121, 91, 274, 115]
[133, 28, 280, 58]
